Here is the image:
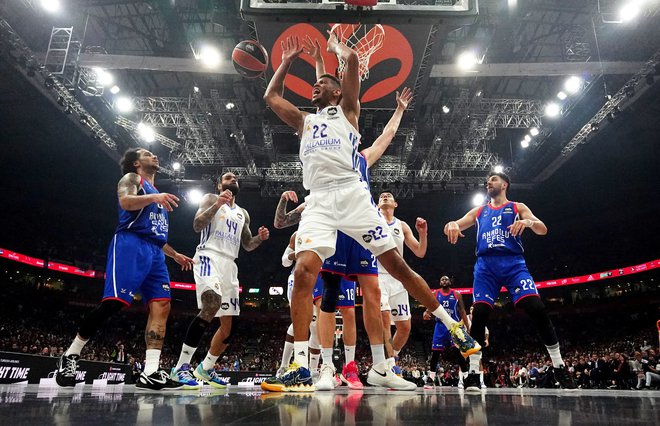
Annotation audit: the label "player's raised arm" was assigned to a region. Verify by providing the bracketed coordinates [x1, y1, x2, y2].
[327, 31, 360, 126]
[444, 206, 481, 244]
[264, 36, 308, 134]
[193, 190, 232, 233]
[274, 191, 306, 229]
[402, 217, 428, 258]
[362, 87, 413, 167]
[302, 35, 326, 80]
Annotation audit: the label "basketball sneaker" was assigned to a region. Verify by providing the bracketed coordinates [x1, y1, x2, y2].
[367, 360, 417, 391]
[193, 364, 228, 389]
[463, 371, 481, 392]
[55, 354, 79, 387]
[261, 362, 315, 392]
[136, 370, 184, 391]
[316, 363, 337, 391]
[553, 366, 577, 390]
[170, 364, 201, 390]
[341, 361, 364, 390]
[449, 322, 481, 358]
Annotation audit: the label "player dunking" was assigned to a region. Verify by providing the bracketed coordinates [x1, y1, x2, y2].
[444, 171, 576, 390]
[264, 34, 478, 390]
[376, 191, 428, 376]
[171, 172, 269, 389]
[422, 276, 469, 390]
[55, 148, 194, 390]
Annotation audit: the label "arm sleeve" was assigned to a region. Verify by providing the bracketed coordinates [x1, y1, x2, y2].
[281, 246, 294, 267]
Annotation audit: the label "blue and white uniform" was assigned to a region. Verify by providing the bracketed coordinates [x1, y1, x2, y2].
[102, 176, 170, 305]
[473, 202, 539, 306]
[296, 105, 396, 261]
[321, 152, 378, 280]
[431, 289, 461, 351]
[377, 217, 410, 321]
[193, 202, 246, 316]
[336, 277, 357, 308]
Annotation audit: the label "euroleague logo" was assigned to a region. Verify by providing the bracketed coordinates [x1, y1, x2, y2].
[271, 23, 414, 104]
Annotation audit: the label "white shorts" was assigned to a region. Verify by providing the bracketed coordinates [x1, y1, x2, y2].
[295, 181, 396, 261]
[194, 252, 240, 317]
[379, 273, 410, 321]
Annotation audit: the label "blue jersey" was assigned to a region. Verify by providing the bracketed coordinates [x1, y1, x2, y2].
[475, 201, 523, 256]
[115, 176, 168, 247]
[433, 289, 460, 324]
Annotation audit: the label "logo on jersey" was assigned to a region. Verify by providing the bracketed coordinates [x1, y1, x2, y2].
[338, 294, 345, 300]
[360, 260, 369, 267]
[362, 234, 373, 243]
[120, 288, 127, 294]
[236, 213, 243, 220]
[221, 302, 229, 310]
[327, 106, 337, 116]
[297, 237, 303, 246]
[393, 228, 401, 236]
[161, 283, 170, 292]
[391, 308, 398, 316]
[514, 287, 521, 294]
[503, 207, 514, 214]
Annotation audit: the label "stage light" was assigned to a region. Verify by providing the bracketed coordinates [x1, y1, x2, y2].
[524, 135, 531, 142]
[564, 76, 582, 94]
[530, 127, 539, 136]
[521, 139, 530, 148]
[493, 165, 504, 173]
[115, 96, 133, 113]
[508, 0, 517, 8]
[442, 105, 450, 114]
[172, 162, 181, 171]
[109, 85, 120, 94]
[193, 86, 200, 93]
[545, 102, 561, 117]
[557, 91, 567, 100]
[40, 0, 60, 13]
[137, 122, 155, 143]
[457, 51, 478, 70]
[590, 123, 599, 132]
[225, 102, 235, 110]
[619, 2, 641, 22]
[198, 46, 221, 68]
[93, 68, 113, 86]
[187, 189, 203, 204]
[472, 193, 486, 207]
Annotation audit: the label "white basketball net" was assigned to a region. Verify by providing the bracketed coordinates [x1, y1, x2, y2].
[330, 23, 385, 81]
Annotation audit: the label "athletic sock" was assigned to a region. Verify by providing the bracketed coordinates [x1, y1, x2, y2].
[344, 345, 356, 364]
[431, 306, 456, 328]
[294, 341, 309, 369]
[281, 341, 294, 368]
[144, 349, 161, 375]
[175, 344, 196, 371]
[310, 352, 321, 370]
[546, 343, 565, 368]
[469, 352, 482, 373]
[65, 336, 88, 356]
[321, 347, 334, 365]
[371, 344, 386, 366]
[202, 351, 219, 371]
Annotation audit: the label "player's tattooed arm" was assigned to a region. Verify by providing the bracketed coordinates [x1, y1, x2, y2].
[193, 190, 232, 233]
[240, 209, 270, 252]
[117, 173, 179, 212]
[274, 191, 306, 229]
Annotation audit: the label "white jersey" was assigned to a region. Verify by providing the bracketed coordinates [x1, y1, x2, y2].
[196, 202, 246, 260]
[377, 217, 405, 275]
[299, 105, 362, 190]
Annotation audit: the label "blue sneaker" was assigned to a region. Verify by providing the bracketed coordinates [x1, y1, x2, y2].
[170, 364, 201, 390]
[194, 364, 228, 389]
[392, 364, 402, 376]
[261, 362, 315, 392]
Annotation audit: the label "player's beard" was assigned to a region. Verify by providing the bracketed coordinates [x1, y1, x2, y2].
[222, 183, 239, 196]
[487, 186, 501, 197]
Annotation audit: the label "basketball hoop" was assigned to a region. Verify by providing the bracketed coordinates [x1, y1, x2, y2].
[330, 23, 385, 81]
[344, 0, 377, 11]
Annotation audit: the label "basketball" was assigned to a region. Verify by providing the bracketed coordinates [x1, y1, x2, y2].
[231, 40, 268, 78]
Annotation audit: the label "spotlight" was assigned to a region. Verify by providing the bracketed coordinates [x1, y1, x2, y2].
[172, 162, 181, 171]
[564, 76, 582, 94]
[529, 127, 539, 136]
[557, 91, 567, 100]
[476, 90, 482, 97]
[472, 193, 486, 207]
[544, 102, 561, 117]
[521, 139, 530, 148]
[39, 0, 60, 13]
[93, 68, 113, 86]
[523, 135, 531, 142]
[115, 96, 134, 113]
[198, 46, 221, 68]
[493, 165, 504, 173]
[136, 122, 155, 143]
[442, 105, 450, 114]
[225, 102, 235, 110]
[187, 189, 203, 204]
[193, 86, 200, 93]
[619, 2, 641, 22]
[457, 51, 479, 70]
[109, 85, 120, 94]
[590, 123, 599, 132]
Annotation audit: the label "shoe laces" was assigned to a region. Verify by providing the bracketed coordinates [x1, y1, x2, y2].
[177, 365, 196, 381]
[63, 356, 78, 376]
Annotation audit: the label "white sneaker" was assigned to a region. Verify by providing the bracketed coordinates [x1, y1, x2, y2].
[367, 361, 417, 391]
[316, 364, 336, 391]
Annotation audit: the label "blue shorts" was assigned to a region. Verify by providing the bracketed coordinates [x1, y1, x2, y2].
[336, 278, 356, 308]
[102, 232, 171, 305]
[312, 273, 324, 301]
[321, 231, 378, 280]
[431, 322, 453, 351]
[473, 255, 539, 306]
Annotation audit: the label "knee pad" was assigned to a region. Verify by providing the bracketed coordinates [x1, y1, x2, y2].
[221, 317, 238, 345]
[320, 272, 341, 313]
[78, 299, 125, 340]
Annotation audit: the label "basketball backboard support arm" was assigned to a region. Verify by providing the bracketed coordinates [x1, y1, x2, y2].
[240, 0, 479, 25]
